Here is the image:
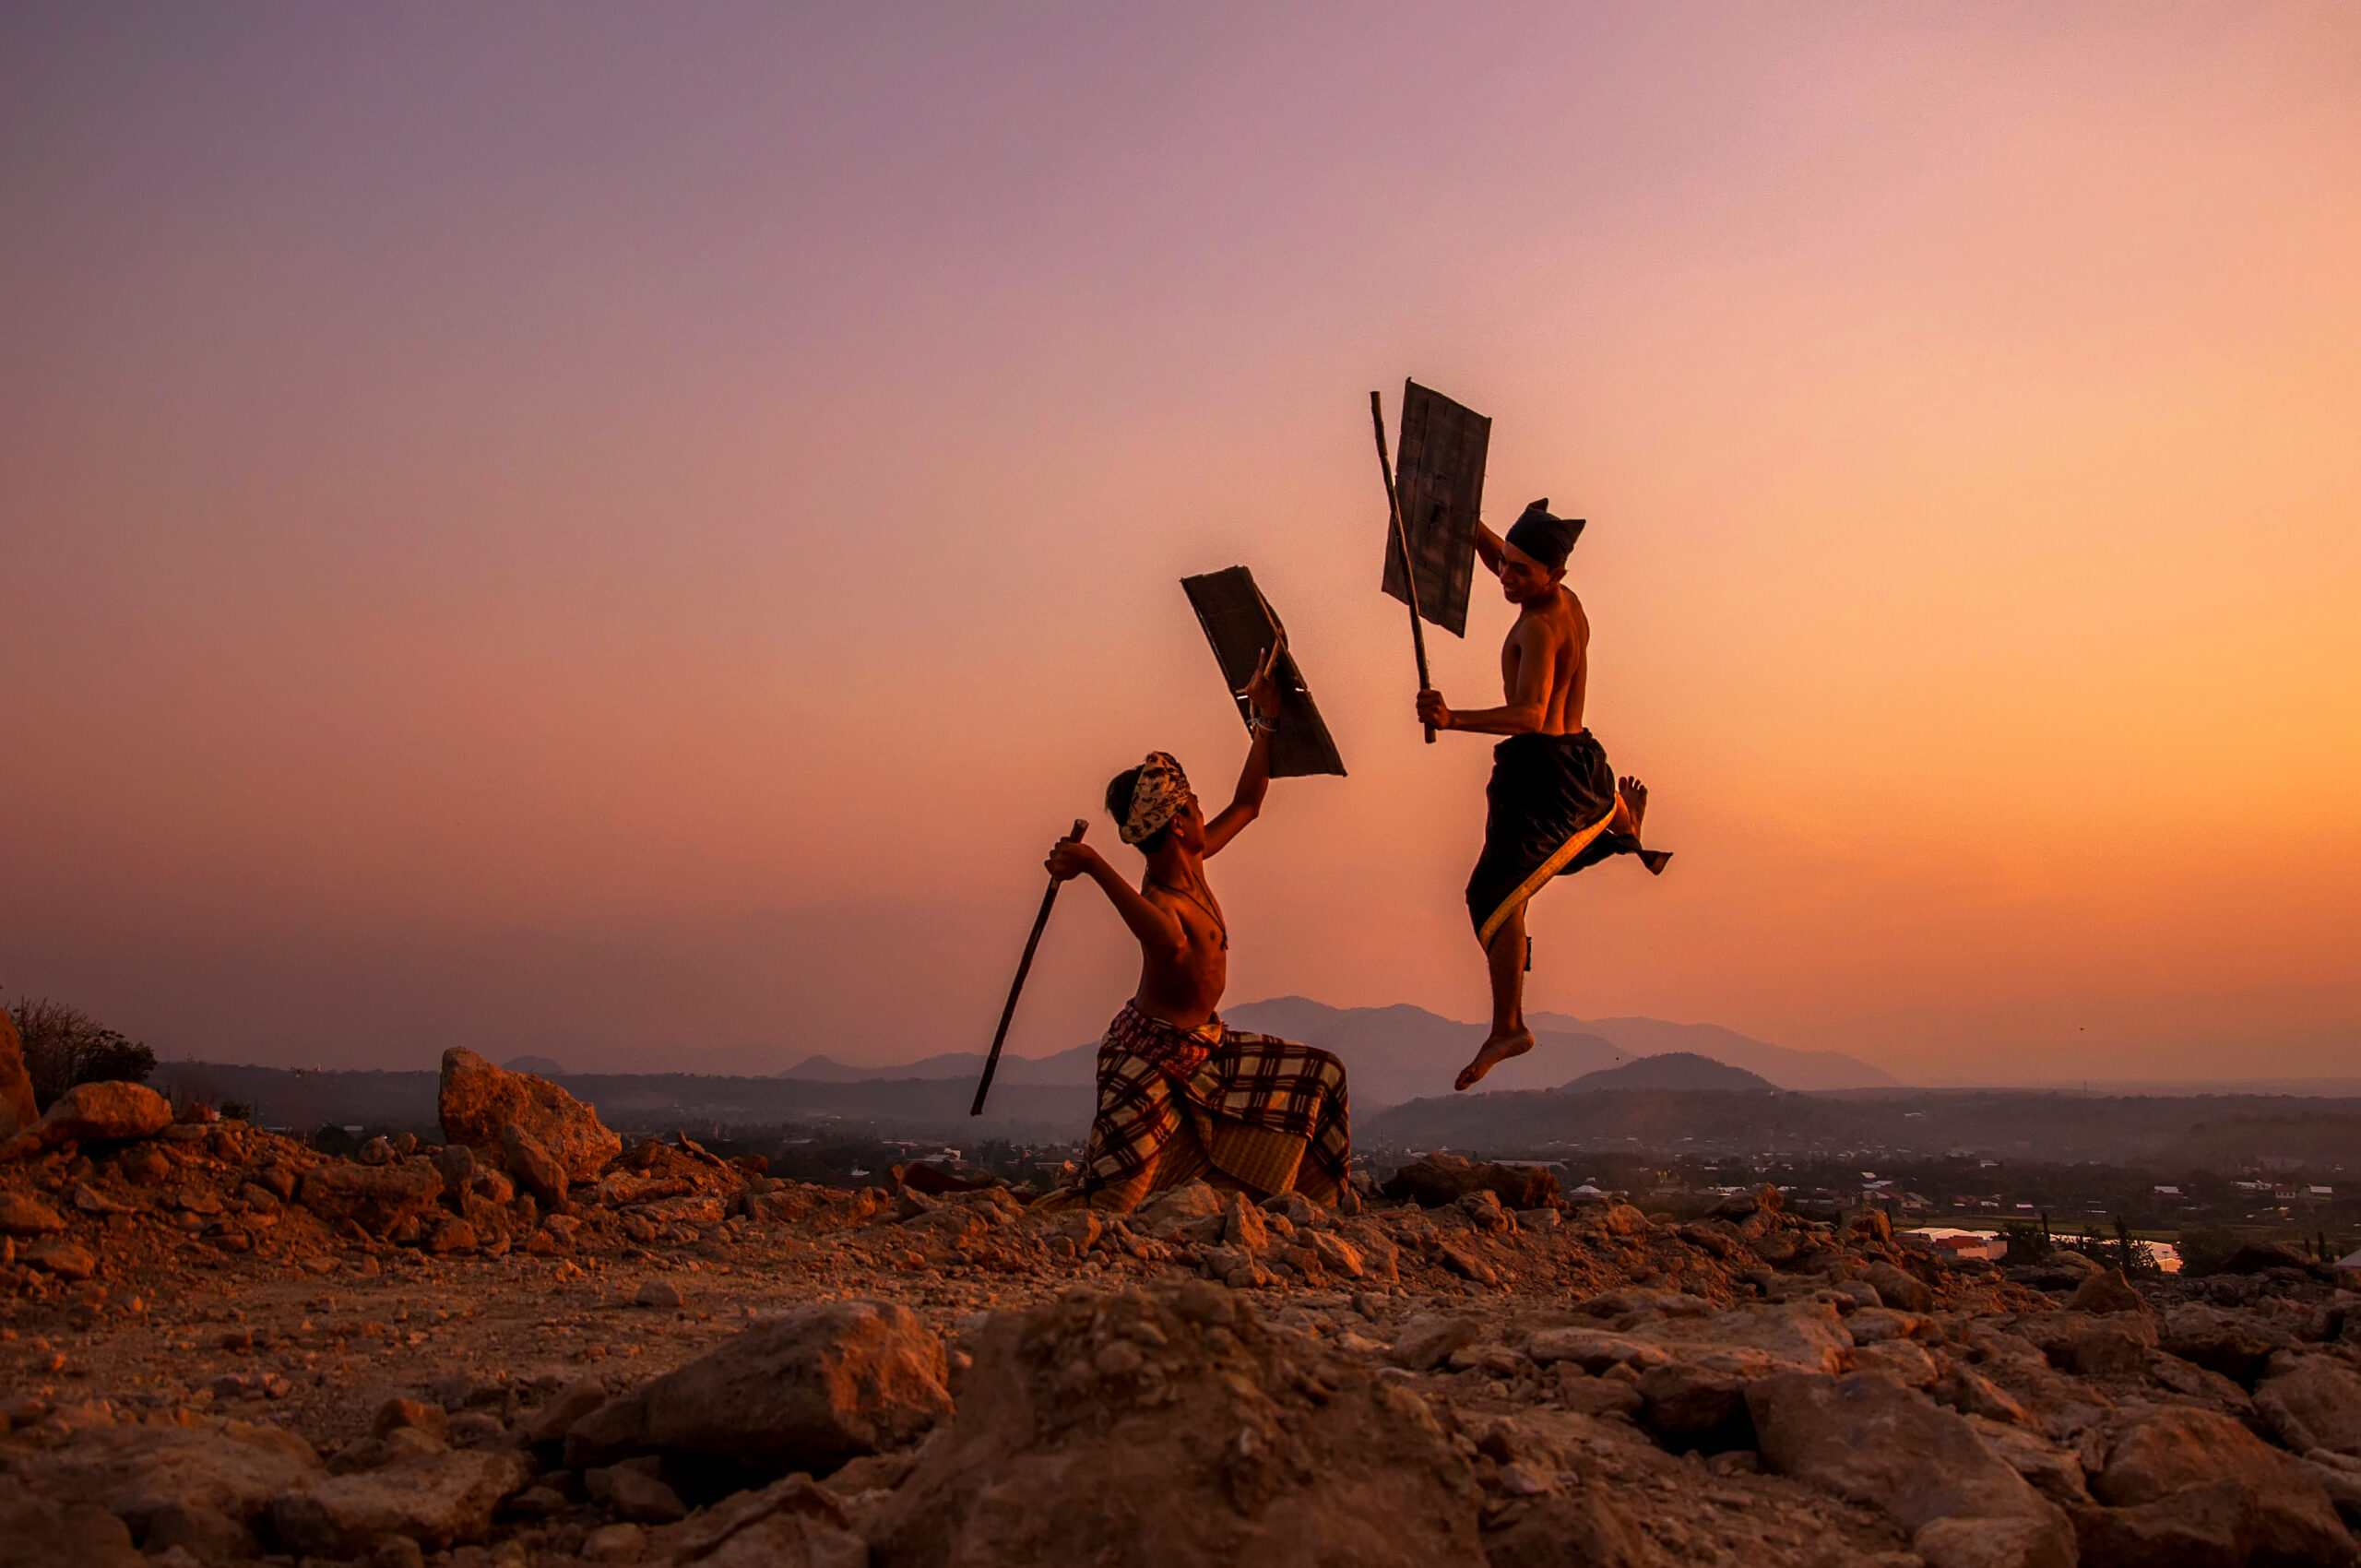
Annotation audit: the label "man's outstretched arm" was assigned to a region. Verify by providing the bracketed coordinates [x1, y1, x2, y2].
[1047, 841, 1187, 964]
[1204, 639, 1284, 858]
[1417, 621, 1554, 736]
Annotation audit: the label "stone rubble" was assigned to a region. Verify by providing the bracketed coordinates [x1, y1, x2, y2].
[0, 1057, 2354, 1566]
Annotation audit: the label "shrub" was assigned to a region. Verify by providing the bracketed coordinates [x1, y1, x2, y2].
[8, 997, 158, 1111]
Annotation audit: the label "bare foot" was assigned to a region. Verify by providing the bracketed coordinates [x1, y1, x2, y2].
[1618, 776, 1648, 836]
[1455, 1027, 1535, 1091]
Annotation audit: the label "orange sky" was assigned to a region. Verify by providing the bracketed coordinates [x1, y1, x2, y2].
[3, 6, 2355, 1086]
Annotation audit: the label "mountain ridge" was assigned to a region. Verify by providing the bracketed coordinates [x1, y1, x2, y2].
[776, 997, 1892, 1107]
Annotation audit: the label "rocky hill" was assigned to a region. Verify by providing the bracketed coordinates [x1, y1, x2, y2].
[1560, 1052, 1779, 1095]
[4, 1053, 2360, 1566]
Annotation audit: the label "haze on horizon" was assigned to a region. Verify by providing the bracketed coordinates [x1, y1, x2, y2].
[4, 5, 2355, 1090]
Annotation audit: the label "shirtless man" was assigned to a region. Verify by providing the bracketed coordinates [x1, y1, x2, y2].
[1037, 640, 1352, 1212]
[1416, 500, 1670, 1091]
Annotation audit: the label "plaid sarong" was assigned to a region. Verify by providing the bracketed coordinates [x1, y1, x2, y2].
[1049, 1004, 1351, 1214]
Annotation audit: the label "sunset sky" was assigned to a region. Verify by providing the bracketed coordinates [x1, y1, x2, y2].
[4, 6, 2355, 1088]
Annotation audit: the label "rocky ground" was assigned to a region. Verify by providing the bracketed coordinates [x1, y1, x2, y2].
[4, 1053, 2360, 1568]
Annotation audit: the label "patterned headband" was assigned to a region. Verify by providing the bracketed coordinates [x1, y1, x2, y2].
[1121, 752, 1192, 845]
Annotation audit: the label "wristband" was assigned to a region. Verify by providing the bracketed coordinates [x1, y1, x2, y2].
[1246, 712, 1278, 735]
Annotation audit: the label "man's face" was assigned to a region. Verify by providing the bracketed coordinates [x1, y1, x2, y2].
[1168, 791, 1206, 854]
[1499, 541, 1561, 604]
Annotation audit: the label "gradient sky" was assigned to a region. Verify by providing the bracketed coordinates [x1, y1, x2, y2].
[4, 5, 2356, 1087]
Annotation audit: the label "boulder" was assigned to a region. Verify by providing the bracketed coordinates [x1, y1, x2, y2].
[0, 1477, 142, 1568]
[0, 1008, 35, 1139]
[2160, 1301, 2284, 1384]
[1747, 1371, 2073, 1564]
[0, 1193, 66, 1236]
[3, 1419, 323, 1555]
[1392, 1312, 1482, 1372]
[1862, 1261, 1936, 1313]
[296, 1158, 445, 1235]
[863, 1282, 1489, 1568]
[2063, 1313, 2158, 1379]
[2084, 1404, 2355, 1567]
[1636, 1361, 1755, 1451]
[438, 1048, 620, 1182]
[270, 1448, 529, 1555]
[2255, 1355, 2361, 1457]
[1380, 1153, 1558, 1210]
[24, 1240, 97, 1279]
[0, 1081, 172, 1160]
[2065, 1268, 2147, 1315]
[503, 1123, 569, 1206]
[1479, 1491, 1656, 1568]
[654, 1473, 865, 1568]
[2217, 1241, 2312, 1276]
[566, 1300, 952, 1479]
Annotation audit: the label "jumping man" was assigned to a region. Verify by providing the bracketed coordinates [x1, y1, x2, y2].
[1416, 501, 1670, 1091]
[1037, 639, 1352, 1212]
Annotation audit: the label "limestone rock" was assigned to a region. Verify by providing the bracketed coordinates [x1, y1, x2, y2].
[0, 1008, 35, 1140]
[2064, 1267, 2146, 1315]
[657, 1474, 864, 1568]
[1380, 1153, 1559, 1211]
[438, 1048, 620, 1182]
[864, 1281, 1489, 1568]
[503, 1122, 570, 1206]
[270, 1448, 529, 1555]
[2160, 1301, 2284, 1384]
[566, 1300, 952, 1479]
[2086, 1403, 2356, 1566]
[4, 1419, 323, 1552]
[24, 1239, 98, 1278]
[1481, 1491, 1657, 1568]
[1392, 1311, 1482, 1372]
[1747, 1371, 2073, 1562]
[0, 1192, 66, 1235]
[1636, 1360, 1755, 1451]
[1862, 1261, 1935, 1313]
[2255, 1354, 2361, 1457]
[587, 1462, 686, 1524]
[1, 1081, 172, 1160]
[297, 1158, 445, 1236]
[0, 1477, 142, 1568]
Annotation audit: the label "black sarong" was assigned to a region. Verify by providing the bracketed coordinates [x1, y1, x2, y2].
[1465, 731, 1670, 946]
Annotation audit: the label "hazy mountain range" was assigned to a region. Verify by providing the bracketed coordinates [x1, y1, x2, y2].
[778, 996, 1892, 1110]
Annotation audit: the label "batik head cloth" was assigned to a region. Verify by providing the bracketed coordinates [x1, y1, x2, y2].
[1121, 751, 1192, 845]
[1505, 498, 1584, 573]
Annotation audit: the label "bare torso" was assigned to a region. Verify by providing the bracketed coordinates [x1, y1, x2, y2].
[1503, 586, 1590, 733]
[1132, 875, 1227, 1029]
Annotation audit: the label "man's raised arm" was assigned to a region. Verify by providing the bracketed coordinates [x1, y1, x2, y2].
[1474, 519, 1506, 577]
[1204, 639, 1284, 858]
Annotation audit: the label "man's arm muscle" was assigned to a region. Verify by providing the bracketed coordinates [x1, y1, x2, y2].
[1421, 618, 1558, 736]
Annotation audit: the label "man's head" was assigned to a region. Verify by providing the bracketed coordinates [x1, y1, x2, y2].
[1501, 499, 1584, 604]
[1106, 752, 1204, 858]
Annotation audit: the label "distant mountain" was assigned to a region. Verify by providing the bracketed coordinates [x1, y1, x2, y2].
[1224, 998, 1625, 1108]
[772, 998, 1889, 1108]
[1527, 1012, 1893, 1090]
[1561, 1051, 1775, 1094]
[504, 1055, 566, 1076]
[780, 1047, 1096, 1087]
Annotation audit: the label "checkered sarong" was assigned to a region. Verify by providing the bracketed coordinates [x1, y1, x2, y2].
[1055, 1004, 1351, 1213]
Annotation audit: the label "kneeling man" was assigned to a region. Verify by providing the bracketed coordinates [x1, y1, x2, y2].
[1037, 643, 1351, 1212]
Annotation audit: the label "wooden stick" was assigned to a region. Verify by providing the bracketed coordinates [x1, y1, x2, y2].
[972, 818, 1089, 1117]
[1370, 390, 1436, 743]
